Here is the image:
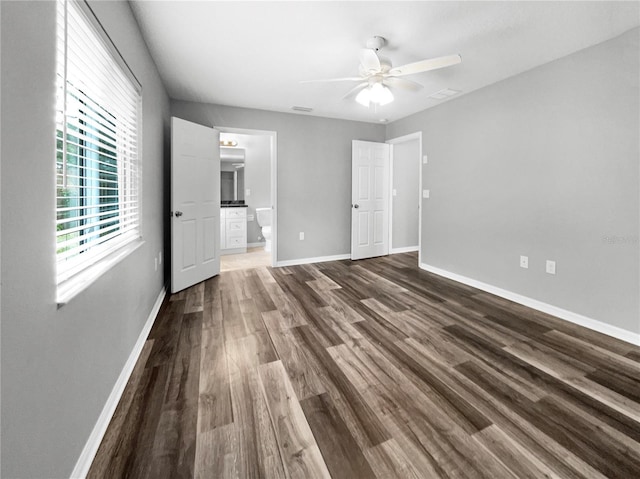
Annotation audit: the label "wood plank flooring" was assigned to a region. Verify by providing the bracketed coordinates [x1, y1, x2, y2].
[88, 252, 640, 478]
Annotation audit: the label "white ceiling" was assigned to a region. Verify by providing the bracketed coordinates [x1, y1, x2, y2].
[129, 1, 639, 124]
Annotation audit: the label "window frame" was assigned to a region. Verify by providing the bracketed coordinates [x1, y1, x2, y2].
[55, 0, 143, 304]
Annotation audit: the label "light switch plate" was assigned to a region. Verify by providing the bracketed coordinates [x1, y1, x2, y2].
[520, 255, 528, 269]
[546, 260, 556, 275]
[423, 155, 428, 164]
[392, 189, 397, 196]
[422, 189, 430, 199]
[245, 188, 251, 196]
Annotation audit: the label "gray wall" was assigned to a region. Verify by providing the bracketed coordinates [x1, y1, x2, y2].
[386, 28, 640, 335]
[1, 1, 170, 477]
[390, 137, 420, 250]
[171, 101, 386, 261]
[243, 134, 272, 244]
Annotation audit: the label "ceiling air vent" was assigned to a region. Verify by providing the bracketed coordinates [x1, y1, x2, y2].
[428, 88, 461, 100]
[291, 106, 313, 113]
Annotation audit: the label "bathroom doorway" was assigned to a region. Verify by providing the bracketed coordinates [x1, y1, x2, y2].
[217, 126, 277, 271]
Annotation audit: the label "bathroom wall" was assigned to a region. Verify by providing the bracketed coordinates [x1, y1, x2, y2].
[243, 134, 272, 245]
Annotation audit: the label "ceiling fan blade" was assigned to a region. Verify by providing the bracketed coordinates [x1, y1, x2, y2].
[300, 77, 364, 83]
[384, 76, 423, 92]
[342, 82, 368, 100]
[389, 54, 462, 76]
[359, 49, 381, 73]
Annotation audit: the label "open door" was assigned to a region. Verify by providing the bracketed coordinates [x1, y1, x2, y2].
[351, 140, 390, 260]
[171, 117, 220, 293]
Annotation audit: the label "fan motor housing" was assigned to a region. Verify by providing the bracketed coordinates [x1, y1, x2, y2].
[366, 36, 386, 51]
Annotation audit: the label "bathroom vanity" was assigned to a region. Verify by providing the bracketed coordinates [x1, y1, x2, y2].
[220, 205, 247, 255]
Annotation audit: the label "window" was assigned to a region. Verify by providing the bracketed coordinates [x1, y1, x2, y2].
[55, 0, 141, 290]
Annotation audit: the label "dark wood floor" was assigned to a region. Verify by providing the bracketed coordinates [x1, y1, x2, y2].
[88, 252, 640, 478]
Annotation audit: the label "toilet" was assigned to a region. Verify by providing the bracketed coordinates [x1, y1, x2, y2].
[255, 207, 272, 252]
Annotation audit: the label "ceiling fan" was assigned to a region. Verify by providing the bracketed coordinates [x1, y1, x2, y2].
[302, 36, 462, 107]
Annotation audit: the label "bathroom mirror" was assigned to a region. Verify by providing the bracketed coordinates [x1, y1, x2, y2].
[221, 147, 245, 203]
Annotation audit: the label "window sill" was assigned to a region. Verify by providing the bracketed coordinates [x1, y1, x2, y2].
[57, 239, 145, 308]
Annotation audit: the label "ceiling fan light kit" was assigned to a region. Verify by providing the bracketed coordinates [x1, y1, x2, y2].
[301, 35, 462, 110]
[355, 82, 394, 107]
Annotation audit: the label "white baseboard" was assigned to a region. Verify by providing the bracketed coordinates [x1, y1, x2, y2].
[277, 253, 351, 268]
[248, 242, 266, 248]
[420, 263, 640, 347]
[70, 285, 167, 479]
[391, 246, 419, 254]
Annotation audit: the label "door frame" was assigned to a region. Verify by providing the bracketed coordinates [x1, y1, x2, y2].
[215, 126, 278, 267]
[386, 131, 423, 264]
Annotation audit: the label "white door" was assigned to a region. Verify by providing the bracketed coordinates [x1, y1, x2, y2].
[171, 117, 220, 293]
[351, 140, 390, 260]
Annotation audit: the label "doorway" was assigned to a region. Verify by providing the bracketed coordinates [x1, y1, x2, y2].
[387, 132, 422, 263]
[216, 126, 277, 271]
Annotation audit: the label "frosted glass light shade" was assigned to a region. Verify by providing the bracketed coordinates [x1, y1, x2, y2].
[370, 83, 394, 105]
[355, 83, 394, 107]
[355, 87, 371, 107]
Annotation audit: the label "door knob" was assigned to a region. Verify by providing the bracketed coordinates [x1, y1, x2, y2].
[175, 211, 183, 217]
[353, 204, 360, 209]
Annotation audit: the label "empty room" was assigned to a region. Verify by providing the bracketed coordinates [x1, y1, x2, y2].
[1, 1, 639, 478]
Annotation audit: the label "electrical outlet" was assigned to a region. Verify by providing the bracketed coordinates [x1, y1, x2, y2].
[546, 260, 556, 275]
[422, 189, 430, 199]
[245, 188, 251, 196]
[392, 189, 397, 196]
[520, 255, 528, 269]
[299, 232, 305, 241]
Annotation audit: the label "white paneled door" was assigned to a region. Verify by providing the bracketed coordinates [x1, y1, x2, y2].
[351, 140, 390, 260]
[171, 117, 220, 293]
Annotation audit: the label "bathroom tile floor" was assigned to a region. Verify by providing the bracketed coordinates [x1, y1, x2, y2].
[220, 246, 271, 272]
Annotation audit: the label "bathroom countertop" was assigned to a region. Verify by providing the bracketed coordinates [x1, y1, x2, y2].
[221, 203, 248, 208]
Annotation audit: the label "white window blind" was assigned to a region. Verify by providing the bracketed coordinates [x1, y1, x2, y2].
[55, 0, 141, 284]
